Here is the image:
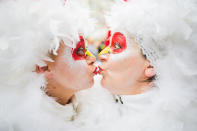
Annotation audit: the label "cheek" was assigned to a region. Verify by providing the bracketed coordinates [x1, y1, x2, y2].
[57, 61, 93, 89]
[107, 48, 133, 72]
[64, 47, 87, 69]
[109, 45, 145, 73]
[102, 73, 125, 88]
[55, 49, 93, 88]
[102, 50, 146, 87]
[110, 46, 131, 62]
[64, 61, 90, 82]
[62, 47, 90, 76]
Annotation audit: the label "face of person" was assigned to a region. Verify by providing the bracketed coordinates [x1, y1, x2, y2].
[99, 32, 155, 95]
[44, 37, 96, 92]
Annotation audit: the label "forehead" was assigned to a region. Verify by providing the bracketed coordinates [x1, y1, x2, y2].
[118, 33, 141, 53]
[87, 28, 109, 43]
[110, 37, 141, 62]
[129, 37, 140, 50]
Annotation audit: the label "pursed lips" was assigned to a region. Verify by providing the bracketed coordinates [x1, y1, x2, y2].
[93, 66, 105, 75]
[98, 66, 104, 74]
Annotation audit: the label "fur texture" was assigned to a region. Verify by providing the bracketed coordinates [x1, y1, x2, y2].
[0, 0, 197, 131]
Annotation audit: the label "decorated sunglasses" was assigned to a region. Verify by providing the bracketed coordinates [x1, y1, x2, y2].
[98, 31, 127, 56]
[72, 35, 95, 60]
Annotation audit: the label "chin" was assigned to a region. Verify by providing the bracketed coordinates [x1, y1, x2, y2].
[101, 78, 109, 89]
[89, 80, 94, 87]
[101, 78, 119, 93]
[100, 77, 105, 87]
[85, 78, 94, 88]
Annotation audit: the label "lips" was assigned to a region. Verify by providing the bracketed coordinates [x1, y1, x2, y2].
[93, 66, 103, 75]
[93, 66, 104, 75]
[93, 67, 98, 74]
[98, 66, 103, 74]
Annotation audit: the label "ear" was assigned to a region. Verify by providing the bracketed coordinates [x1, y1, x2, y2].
[145, 65, 155, 78]
[36, 65, 49, 74]
[36, 64, 54, 80]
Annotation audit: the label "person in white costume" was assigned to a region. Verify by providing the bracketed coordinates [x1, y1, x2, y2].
[0, 0, 197, 131]
[95, 0, 197, 131]
[0, 0, 97, 130]
[41, 0, 197, 131]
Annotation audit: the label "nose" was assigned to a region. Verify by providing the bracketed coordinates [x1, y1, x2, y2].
[86, 55, 96, 65]
[98, 54, 110, 62]
[98, 46, 112, 62]
[85, 49, 96, 65]
[98, 46, 112, 56]
[86, 56, 97, 74]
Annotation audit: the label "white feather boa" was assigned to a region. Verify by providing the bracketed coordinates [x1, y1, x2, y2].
[74, 0, 197, 131]
[0, 0, 197, 131]
[0, 0, 94, 130]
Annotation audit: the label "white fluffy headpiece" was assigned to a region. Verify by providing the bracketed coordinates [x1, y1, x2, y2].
[107, 0, 197, 66]
[0, 1, 95, 130]
[0, 0, 94, 84]
[105, 2, 197, 131]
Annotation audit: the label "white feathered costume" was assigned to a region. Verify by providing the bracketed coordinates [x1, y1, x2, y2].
[0, 0, 95, 130]
[0, 0, 197, 131]
[70, 0, 197, 131]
